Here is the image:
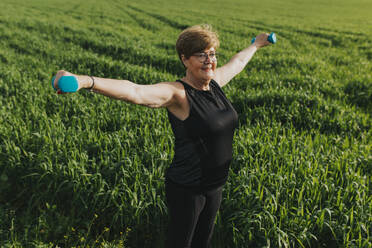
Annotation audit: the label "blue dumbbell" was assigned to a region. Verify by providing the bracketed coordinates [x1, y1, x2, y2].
[51, 76, 79, 93]
[251, 32, 277, 44]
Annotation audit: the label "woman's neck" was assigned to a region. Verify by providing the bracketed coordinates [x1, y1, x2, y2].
[182, 74, 210, 91]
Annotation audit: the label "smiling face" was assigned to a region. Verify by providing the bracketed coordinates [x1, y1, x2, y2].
[182, 47, 217, 83]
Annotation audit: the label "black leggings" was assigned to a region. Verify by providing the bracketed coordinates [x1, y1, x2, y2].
[165, 180, 223, 248]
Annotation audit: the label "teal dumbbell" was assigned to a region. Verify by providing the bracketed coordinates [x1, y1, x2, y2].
[251, 32, 277, 44]
[51, 76, 79, 93]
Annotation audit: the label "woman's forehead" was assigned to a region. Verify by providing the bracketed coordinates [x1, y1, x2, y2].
[201, 47, 216, 53]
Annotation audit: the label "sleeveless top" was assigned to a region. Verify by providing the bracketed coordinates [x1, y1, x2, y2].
[166, 79, 238, 190]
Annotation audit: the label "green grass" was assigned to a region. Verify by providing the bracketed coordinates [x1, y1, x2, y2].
[0, 0, 371, 247]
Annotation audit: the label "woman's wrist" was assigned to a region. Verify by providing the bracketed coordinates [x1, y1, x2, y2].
[250, 43, 259, 50]
[87, 76, 95, 91]
[77, 75, 94, 89]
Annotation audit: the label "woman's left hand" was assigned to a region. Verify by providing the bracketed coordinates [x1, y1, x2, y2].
[253, 33, 271, 48]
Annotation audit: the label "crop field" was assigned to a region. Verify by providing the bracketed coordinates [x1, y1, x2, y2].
[0, 0, 371, 247]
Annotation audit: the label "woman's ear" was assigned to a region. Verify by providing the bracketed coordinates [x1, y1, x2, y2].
[181, 54, 188, 68]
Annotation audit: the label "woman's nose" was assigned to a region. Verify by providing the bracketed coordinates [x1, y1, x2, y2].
[204, 55, 213, 63]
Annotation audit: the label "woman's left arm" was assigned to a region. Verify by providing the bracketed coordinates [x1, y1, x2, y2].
[214, 33, 271, 87]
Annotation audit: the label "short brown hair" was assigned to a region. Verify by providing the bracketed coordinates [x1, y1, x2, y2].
[176, 24, 220, 63]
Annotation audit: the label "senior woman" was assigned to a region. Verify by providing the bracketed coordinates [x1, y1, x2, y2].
[53, 24, 271, 248]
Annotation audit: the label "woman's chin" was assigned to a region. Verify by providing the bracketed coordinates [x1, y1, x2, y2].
[201, 70, 215, 80]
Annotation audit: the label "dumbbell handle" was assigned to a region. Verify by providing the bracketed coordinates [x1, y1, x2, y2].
[251, 32, 277, 44]
[51, 76, 79, 93]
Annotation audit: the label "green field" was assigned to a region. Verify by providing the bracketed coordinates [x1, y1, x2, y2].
[0, 0, 371, 247]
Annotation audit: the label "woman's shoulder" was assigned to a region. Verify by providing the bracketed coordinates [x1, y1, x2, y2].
[210, 79, 221, 89]
[162, 80, 187, 102]
[156, 81, 186, 93]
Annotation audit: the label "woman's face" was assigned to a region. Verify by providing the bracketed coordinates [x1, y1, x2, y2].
[183, 47, 217, 82]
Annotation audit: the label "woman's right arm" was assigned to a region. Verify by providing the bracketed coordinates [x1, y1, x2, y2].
[53, 70, 182, 108]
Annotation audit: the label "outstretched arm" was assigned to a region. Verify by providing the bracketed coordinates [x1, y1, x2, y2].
[53, 70, 180, 108]
[214, 33, 271, 87]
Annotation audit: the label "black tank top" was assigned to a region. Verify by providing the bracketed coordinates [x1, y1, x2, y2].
[166, 79, 238, 190]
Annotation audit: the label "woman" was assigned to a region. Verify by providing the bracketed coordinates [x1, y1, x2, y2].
[53, 24, 271, 248]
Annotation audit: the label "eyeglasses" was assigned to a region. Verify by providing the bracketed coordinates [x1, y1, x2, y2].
[192, 52, 218, 63]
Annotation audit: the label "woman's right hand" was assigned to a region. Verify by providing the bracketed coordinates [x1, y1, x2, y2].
[52, 70, 93, 94]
